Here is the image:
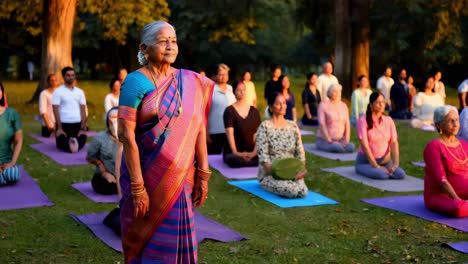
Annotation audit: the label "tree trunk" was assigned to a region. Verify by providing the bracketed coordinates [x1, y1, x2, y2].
[351, 0, 369, 90]
[30, 0, 76, 103]
[334, 0, 353, 99]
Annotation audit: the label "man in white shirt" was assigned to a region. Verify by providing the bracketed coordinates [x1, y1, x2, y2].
[317, 62, 339, 102]
[458, 79, 468, 110]
[376, 66, 394, 110]
[52, 67, 88, 153]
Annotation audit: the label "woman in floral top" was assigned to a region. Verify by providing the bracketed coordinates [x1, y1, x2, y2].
[255, 92, 308, 198]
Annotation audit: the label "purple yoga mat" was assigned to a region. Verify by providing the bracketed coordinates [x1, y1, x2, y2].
[71, 182, 119, 203]
[30, 143, 88, 166]
[208, 155, 258, 180]
[0, 166, 54, 211]
[69, 211, 248, 252]
[30, 133, 55, 144]
[361, 195, 468, 233]
[443, 242, 468, 254]
[30, 131, 97, 144]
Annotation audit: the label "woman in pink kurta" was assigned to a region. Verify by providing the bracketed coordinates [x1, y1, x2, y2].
[316, 83, 354, 153]
[424, 105, 468, 217]
[355, 92, 406, 179]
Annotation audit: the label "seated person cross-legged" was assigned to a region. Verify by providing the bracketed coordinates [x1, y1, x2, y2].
[355, 92, 407, 180]
[86, 107, 118, 195]
[0, 84, 23, 186]
[316, 83, 355, 153]
[256, 92, 308, 198]
[52, 67, 88, 153]
[410, 76, 444, 129]
[223, 80, 261, 168]
[424, 106, 468, 217]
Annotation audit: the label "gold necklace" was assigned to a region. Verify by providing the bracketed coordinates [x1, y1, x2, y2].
[147, 66, 183, 131]
[442, 140, 468, 164]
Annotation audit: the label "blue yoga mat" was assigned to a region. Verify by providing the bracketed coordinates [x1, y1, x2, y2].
[228, 179, 339, 208]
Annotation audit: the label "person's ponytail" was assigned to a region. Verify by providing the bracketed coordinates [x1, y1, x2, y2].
[366, 104, 373, 129]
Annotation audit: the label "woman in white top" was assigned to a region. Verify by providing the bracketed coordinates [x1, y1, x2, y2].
[411, 76, 444, 129]
[39, 73, 59, 137]
[242, 71, 257, 107]
[350, 75, 371, 126]
[104, 79, 121, 113]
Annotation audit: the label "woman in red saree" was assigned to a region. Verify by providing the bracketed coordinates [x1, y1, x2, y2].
[118, 21, 214, 263]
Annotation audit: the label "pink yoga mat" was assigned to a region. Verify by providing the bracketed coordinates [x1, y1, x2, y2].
[0, 166, 54, 211]
[362, 195, 468, 233]
[69, 211, 248, 252]
[208, 155, 258, 180]
[30, 143, 88, 166]
[71, 182, 119, 203]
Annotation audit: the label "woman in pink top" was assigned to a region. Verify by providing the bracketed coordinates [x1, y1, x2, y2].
[424, 106, 468, 217]
[316, 83, 354, 153]
[355, 92, 406, 179]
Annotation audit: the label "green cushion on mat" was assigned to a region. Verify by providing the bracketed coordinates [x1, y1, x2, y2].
[271, 158, 305, 180]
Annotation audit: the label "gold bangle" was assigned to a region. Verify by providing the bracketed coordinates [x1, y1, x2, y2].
[131, 187, 146, 196]
[197, 167, 212, 174]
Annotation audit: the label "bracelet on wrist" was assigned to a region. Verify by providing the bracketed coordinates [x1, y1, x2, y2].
[196, 167, 212, 181]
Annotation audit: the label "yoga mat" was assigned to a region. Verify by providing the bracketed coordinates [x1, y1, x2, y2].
[208, 155, 258, 180]
[69, 211, 248, 252]
[0, 166, 54, 211]
[228, 179, 339, 208]
[297, 121, 318, 128]
[304, 143, 357, 161]
[411, 161, 426, 167]
[71, 182, 119, 203]
[30, 133, 55, 144]
[361, 195, 468, 233]
[421, 125, 436, 132]
[321, 166, 423, 192]
[300, 129, 315, 136]
[30, 143, 88, 166]
[30, 131, 97, 144]
[443, 242, 468, 254]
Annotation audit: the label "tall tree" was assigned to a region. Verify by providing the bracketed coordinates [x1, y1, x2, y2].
[33, 0, 77, 103]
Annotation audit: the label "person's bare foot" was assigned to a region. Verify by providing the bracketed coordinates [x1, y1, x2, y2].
[69, 137, 79, 153]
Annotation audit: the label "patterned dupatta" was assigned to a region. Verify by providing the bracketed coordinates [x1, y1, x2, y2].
[120, 70, 213, 263]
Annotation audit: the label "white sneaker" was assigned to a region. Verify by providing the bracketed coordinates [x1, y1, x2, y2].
[69, 137, 79, 153]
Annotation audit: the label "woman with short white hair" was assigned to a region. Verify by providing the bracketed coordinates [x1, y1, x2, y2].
[316, 83, 354, 153]
[424, 105, 468, 217]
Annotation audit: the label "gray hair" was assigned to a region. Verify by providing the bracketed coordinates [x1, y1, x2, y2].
[434, 105, 458, 131]
[137, 21, 175, 65]
[217, 63, 230, 73]
[327, 83, 342, 98]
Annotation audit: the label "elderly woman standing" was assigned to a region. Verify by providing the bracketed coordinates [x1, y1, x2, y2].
[256, 92, 308, 198]
[355, 92, 406, 179]
[0, 82, 23, 186]
[118, 21, 214, 263]
[223, 80, 261, 168]
[207, 63, 236, 154]
[424, 106, 468, 217]
[410, 76, 444, 129]
[316, 84, 354, 153]
[350, 75, 372, 126]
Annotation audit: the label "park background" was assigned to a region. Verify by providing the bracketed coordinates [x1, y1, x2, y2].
[1, 0, 468, 263]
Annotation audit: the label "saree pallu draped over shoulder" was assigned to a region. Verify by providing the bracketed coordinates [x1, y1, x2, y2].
[118, 70, 214, 263]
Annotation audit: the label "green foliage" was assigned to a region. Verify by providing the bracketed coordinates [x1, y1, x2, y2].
[76, 0, 171, 45]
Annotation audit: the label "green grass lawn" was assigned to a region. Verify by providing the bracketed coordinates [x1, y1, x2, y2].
[0, 79, 466, 263]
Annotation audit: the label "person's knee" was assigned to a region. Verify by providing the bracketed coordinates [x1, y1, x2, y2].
[390, 168, 406, 179]
[3, 166, 21, 184]
[356, 166, 388, 179]
[344, 143, 355, 153]
[454, 200, 468, 218]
